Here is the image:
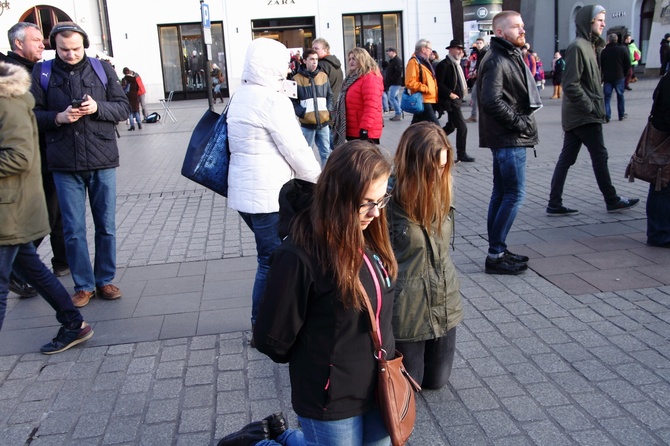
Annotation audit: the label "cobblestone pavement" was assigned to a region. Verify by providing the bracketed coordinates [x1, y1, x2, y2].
[0, 77, 669, 446]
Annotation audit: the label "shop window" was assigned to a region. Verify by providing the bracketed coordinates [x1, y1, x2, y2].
[342, 12, 402, 67]
[158, 23, 227, 100]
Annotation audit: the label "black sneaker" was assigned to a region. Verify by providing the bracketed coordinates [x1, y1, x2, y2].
[606, 197, 639, 212]
[8, 275, 37, 298]
[504, 250, 529, 263]
[217, 420, 270, 446]
[264, 412, 288, 439]
[485, 256, 528, 275]
[40, 322, 94, 355]
[546, 206, 579, 216]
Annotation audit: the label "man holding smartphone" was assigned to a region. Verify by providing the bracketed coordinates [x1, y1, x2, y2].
[31, 22, 130, 308]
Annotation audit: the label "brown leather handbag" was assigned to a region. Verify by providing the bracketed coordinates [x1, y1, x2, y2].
[361, 254, 421, 446]
[625, 119, 670, 191]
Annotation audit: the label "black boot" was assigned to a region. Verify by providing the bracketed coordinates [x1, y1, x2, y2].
[264, 412, 288, 439]
[138, 123, 142, 130]
[9, 273, 37, 298]
[217, 420, 269, 446]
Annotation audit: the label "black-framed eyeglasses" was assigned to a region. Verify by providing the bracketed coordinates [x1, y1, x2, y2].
[359, 194, 391, 214]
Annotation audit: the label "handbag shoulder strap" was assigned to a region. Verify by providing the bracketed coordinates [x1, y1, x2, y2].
[412, 56, 423, 85]
[361, 253, 383, 355]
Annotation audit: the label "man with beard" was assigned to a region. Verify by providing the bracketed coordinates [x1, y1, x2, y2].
[478, 10, 541, 275]
[546, 5, 638, 216]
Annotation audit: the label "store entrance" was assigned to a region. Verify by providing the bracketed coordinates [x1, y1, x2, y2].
[252, 16, 316, 58]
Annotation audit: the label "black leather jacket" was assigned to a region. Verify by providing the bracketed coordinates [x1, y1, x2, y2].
[477, 37, 538, 149]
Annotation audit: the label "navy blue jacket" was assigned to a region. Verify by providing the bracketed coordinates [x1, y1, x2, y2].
[31, 55, 130, 172]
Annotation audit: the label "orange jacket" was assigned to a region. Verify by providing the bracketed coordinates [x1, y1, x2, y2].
[405, 56, 437, 104]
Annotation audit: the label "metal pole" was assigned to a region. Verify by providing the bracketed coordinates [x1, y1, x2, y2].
[201, 0, 214, 112]
[554, 0, 559, 53]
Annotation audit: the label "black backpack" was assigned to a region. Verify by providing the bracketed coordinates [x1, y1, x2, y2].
[145, 112, 161, 123]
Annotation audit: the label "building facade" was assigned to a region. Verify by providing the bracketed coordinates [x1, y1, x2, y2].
[1, 0, 454, 103]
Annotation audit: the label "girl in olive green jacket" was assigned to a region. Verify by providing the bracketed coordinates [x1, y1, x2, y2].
[388, 122, 463, 389]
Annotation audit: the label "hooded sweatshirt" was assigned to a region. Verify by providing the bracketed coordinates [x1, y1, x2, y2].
[561, 5, 607, 131]
[226, 38, 321, 214]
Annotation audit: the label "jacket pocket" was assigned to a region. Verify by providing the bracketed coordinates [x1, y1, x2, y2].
[0, 184, 19, 236]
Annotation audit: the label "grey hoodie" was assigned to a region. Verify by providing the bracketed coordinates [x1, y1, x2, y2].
[561, 5, 607, 131]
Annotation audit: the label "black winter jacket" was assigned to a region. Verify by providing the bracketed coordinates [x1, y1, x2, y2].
[385, 55, 403, 87]
[477, 37, 539, 149]
[31, 55, 130, 172]
[254, 239, 395, 421]
[601, 43, 631, 83]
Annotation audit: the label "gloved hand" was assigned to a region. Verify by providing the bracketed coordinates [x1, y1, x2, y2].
[359, 129, 369, 140]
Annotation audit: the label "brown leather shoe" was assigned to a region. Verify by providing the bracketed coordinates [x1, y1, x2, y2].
[97, 284, 122, 300]
[72, 290, 95, 308]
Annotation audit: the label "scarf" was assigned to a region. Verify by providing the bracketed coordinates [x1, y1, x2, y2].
[447, 53, 468, 98]
[333, 73, 360, 149]
[515, 50, 543, 111]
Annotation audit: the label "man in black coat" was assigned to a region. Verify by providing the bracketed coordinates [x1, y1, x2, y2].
[31, 22, 130, 308]
[600, 33, 631, 122]
[384, 47, 404, 121]
[435, 39, 475, 162]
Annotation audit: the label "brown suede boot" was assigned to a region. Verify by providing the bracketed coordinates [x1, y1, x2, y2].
[550, 85, 559, 99]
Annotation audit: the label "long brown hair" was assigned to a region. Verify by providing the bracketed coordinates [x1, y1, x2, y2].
[393, 122, 454, 235]
[292, 141, 397, 310]
[347, 47, 380, 77]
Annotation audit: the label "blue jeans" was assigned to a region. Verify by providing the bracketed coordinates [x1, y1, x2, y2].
[603, 78, 625, 120]
[129, 111, 141, 128]
[396, 327, 457, 390]
[301, 126, 331, 167]
[238, 212, 281, 325]
[53, 169, 117, 292]
[299, 409, 390, 446]
[388, 85, 401, 116]
[488, 148, 527, 256]
[0, 243, 83, 332]
[647, 182, 670, 246]
[381, 91, 389, 112]
[256, 429, 305, 446]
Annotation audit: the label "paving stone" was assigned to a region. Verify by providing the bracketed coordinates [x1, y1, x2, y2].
[146, 398, 180, 423]
[570, 430, 618, 446]
[523, 420, 574, 446]
[599, 416, 659, 445]
[546, 405, 594, 430]
[572, 392, 622, 418]
[103, 415, 141, 444]
[473, 409, 520, 437]
[457, 387, 500, 411]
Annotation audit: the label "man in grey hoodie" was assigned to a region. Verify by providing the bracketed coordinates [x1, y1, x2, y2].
[546, 5, 639, 216]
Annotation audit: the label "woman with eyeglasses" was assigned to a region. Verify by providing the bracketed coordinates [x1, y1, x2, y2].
[333, 47, 384, 148]
[388, 122, 463, 390]
[254, 140, 398, 445]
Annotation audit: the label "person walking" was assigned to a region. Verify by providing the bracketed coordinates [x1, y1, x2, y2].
[389, 122, 463, 390]
[546, 5, 639, 216]
[465, 38, 486, 123]
[254, 141, 398, 445]
[550, 50, 566, 99]
[0, 61, 93, 355]
[624, 34, 640, 88]
[31, 22, 130, 308]
[600, 33, 630, 123]
[1, 22, 70, 299]
[478, 10, 541, 275]
[435, 38, 475, 162]
[405, 39, 440, 126]
[385, 47, 404, 121]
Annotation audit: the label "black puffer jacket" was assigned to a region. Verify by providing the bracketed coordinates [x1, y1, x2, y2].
[30, 55, 130, 172]
[477, 37, 539, 149]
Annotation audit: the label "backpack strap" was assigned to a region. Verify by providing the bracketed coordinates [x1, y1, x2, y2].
[40, 59, 52, 92]
[40, 58, 108, 92]
[90, 58, 108, 90]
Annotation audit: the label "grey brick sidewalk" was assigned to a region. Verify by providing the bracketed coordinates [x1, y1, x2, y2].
[1, 77, 669, 446]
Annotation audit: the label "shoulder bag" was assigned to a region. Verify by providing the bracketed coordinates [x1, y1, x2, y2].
[624, 117, 670, 191]
[401, 57, 425, 115]
[361, 253, 421, 446]
[181, 101, 232, 197]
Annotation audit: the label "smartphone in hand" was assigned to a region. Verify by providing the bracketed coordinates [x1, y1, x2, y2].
[71, 98, 84, 108]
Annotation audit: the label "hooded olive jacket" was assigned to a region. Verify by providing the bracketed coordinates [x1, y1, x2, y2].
[0, 62, 50, 245]
[388, 200, 463, 342]
[562, 5, 607, 132]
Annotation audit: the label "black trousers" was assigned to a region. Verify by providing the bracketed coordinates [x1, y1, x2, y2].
[443, 101, 468, 157]
[410, 103, 441, 126]
[548, 123, 618, 208]
[33, 169, 69, 270]
[396, 326, 457, 390]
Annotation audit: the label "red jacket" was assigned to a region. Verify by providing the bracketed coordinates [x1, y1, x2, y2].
[345, 72, 384, 139]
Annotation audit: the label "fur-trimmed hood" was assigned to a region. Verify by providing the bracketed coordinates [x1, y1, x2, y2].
[0, 62, 31, 98]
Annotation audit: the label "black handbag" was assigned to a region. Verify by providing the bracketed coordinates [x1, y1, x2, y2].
[181, 106, 230, 197]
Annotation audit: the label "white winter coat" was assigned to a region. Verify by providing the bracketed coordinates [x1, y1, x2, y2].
[227, 38, 321, 213]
